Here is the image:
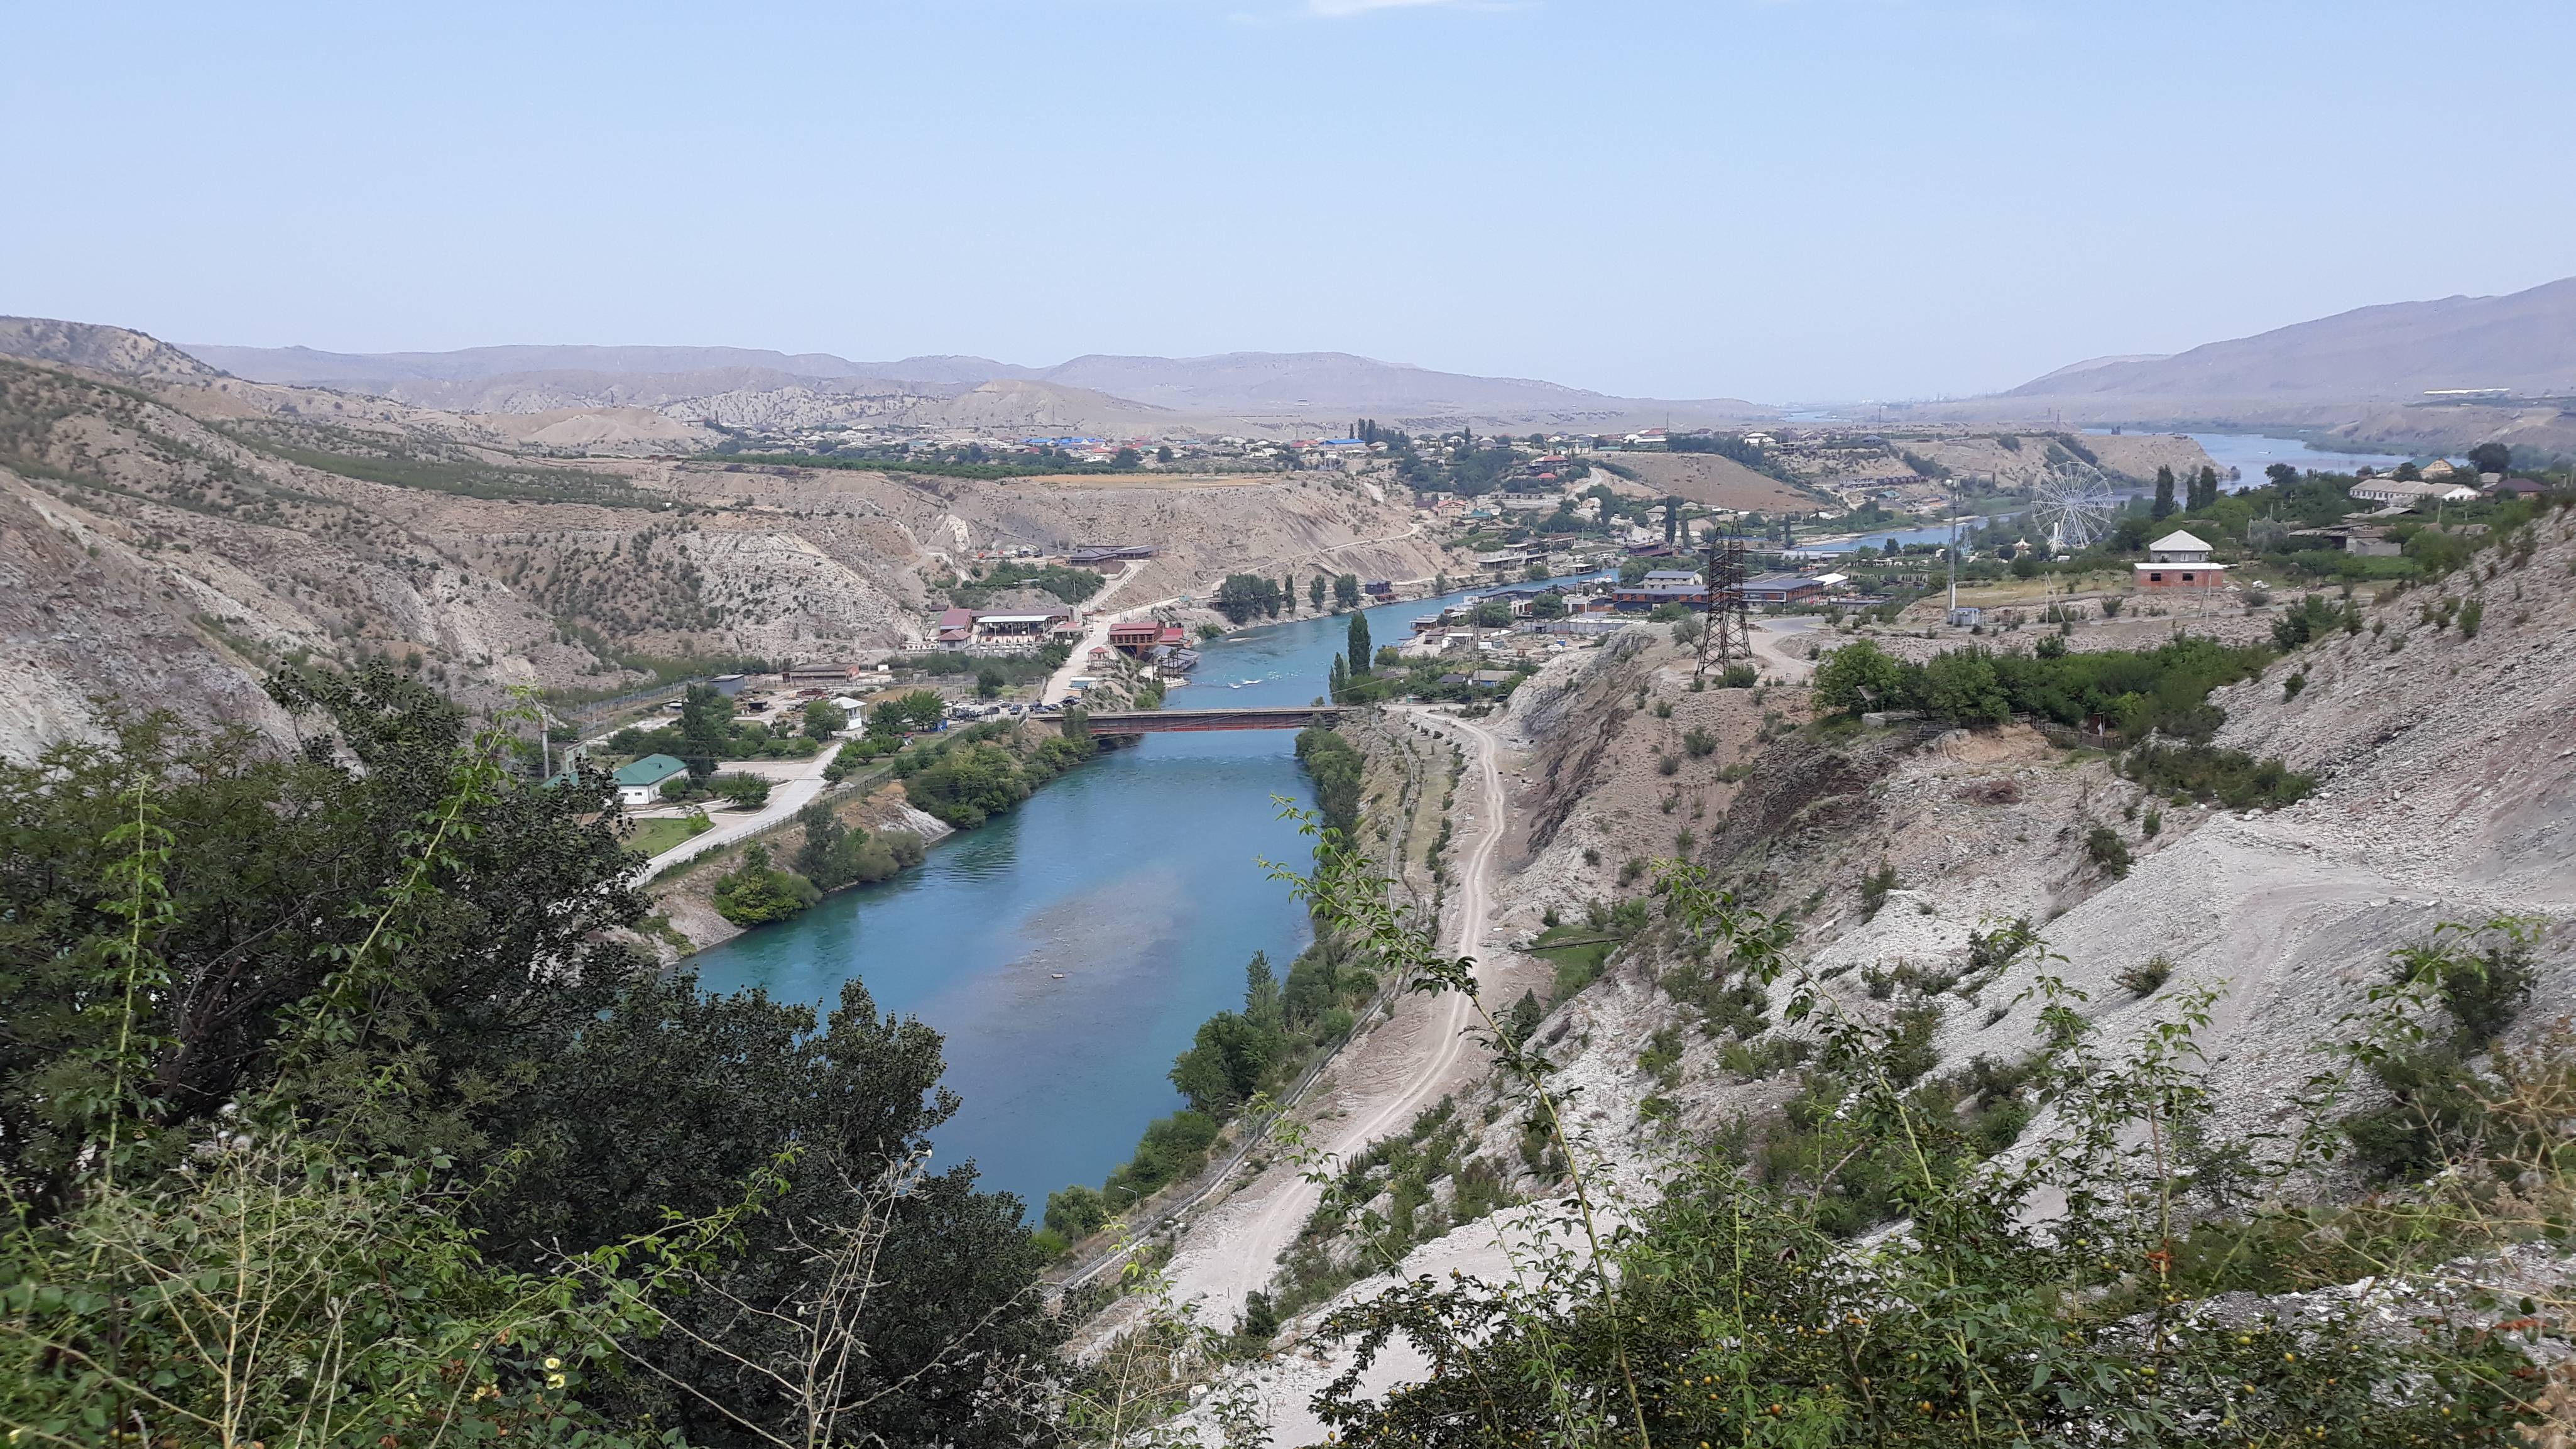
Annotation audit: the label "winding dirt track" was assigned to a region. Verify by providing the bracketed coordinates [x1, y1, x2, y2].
[1159, 707, 1512, 1321]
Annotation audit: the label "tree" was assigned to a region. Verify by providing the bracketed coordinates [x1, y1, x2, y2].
[1525, 559, 1551, 582]
[1662, 496, 1680, 545]
[2192, 464, 2220, 511]
[1922, 647, 2011, 725]
[975, 665, 1005, 699]
[0, 674, 1061, 1448]
[1296, 726, 1364, 836]
[1346, 610, 1372, 672]
[903, 743, 1029, 829]
[1214, 573, 1284, 624]
[1168, 1011, 1280, 1115]
[1045, 1183, 1110, 1240]
[866, 689, 947, 737]
[1812, 638, 1907, 716]
[795, 801, 923, 890]
[1282, 572, 1296, 613]
[711, 841, 818, 925]
[1328, 653, 1348, 701]
[711, 770, 772, 808]
[1531, 591, 1568, 620]
[1619, 557, 1652, 584]
[794, 798, 849, 883]
[2265, 461, 2299, 488]
[1111, 446, 1141, 469]
[1470, 599, 1513, 628]
[1244, 951, 1284, 1033]
[2469, 441, 2512, 475]
[677, 682, 734, 777]
[803, 697, 848, 740]
[1309, 574, 1328, 612]
[2151, 464, 2177, 520]
[1334, 572, 1363, 609]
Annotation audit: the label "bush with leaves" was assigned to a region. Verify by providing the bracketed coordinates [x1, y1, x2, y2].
[709, 841, 821, 926]
[0, 667, 1061, 1448]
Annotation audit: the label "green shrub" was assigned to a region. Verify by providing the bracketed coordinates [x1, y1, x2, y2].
[2085, 823, 2132, 878]
[2116, 954, 2173, 996]
[1857, 861, 1899, 920]
[2122, 741, 2315, 809]
[709, 842, 821, 926]
[904, 741, 1030, 828]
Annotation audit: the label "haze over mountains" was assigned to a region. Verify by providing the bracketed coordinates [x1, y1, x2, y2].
[2004, 274, 2576, 403]
[180, 341, 1768, 433]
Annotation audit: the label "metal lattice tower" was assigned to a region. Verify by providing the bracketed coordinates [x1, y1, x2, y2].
[1693, 525, 1755, 686]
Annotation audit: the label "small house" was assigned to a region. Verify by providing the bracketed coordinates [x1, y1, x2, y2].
[1108, 621, 1164, 655]
[2134, 529, 2226, 589]
[613, 754, 689, 807]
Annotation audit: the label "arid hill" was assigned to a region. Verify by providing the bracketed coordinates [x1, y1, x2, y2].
[0, 319, 1459, 760]
[180, 339, 1776, 437]
[2004, 274, 2576, 401]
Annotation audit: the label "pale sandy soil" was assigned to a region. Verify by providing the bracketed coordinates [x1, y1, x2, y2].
[1145, 709, 1518, 1333]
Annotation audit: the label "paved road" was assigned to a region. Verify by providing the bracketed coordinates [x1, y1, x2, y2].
[628, 741, 843, 884]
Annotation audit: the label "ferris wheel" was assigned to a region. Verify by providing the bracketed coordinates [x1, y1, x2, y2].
[2029, 466, 2119, 550]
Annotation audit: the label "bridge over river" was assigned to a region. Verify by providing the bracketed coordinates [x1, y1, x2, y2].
[1078, 705, 1344, 733]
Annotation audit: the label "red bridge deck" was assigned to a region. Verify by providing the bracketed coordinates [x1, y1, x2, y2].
[1078, 706, 1345, 733]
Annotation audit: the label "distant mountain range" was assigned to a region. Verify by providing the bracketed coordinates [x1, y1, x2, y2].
[175, 341, 1767, 432]
[2004, 275, 2576, 402]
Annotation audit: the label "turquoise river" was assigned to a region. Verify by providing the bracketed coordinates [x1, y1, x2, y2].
[689, 581, 1511, 1217]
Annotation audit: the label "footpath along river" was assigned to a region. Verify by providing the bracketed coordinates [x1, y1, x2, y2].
[688, 580, 1520, 1217]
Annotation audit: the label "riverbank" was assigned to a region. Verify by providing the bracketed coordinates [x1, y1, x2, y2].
[1041, 709, 1460, 1281]
[640, 718, 1098, 958]
[679, 578, 1561, 1217]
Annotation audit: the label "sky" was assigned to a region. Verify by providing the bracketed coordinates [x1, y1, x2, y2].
[6, 1, 2572, 403]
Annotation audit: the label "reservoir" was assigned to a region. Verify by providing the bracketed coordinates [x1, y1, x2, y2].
[687, 579, 1509, 1216]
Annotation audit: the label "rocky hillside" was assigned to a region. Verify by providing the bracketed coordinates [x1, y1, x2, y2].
[1501, 513, 2576, 1167]
[1209, 509, 2576, 1431]
[0, 320, 1458, 760]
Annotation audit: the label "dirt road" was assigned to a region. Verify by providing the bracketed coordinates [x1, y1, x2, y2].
[1155, 707, 1514, 1323]
[1751, 615, 1823, 683]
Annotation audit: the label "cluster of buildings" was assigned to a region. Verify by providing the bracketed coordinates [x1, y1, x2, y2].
[934, 605, 1083, 653]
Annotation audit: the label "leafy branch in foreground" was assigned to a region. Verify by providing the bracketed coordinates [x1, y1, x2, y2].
[1, 665, 1060, 1449]
[1270, 832, 2548, 1446]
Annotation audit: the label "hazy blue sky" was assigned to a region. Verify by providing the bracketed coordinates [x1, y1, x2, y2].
[6, 1, 2570, 401]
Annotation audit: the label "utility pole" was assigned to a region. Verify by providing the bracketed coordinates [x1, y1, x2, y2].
[1946, 480, 1960, 621]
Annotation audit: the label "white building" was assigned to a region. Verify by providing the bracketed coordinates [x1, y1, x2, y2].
[2350, 477, 2479, 508]
[2134, 530, 2226, 591]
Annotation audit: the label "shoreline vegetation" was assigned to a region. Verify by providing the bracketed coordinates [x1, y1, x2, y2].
[687, 711, 1106, 933]
[1035, 724, 1377, 1259]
